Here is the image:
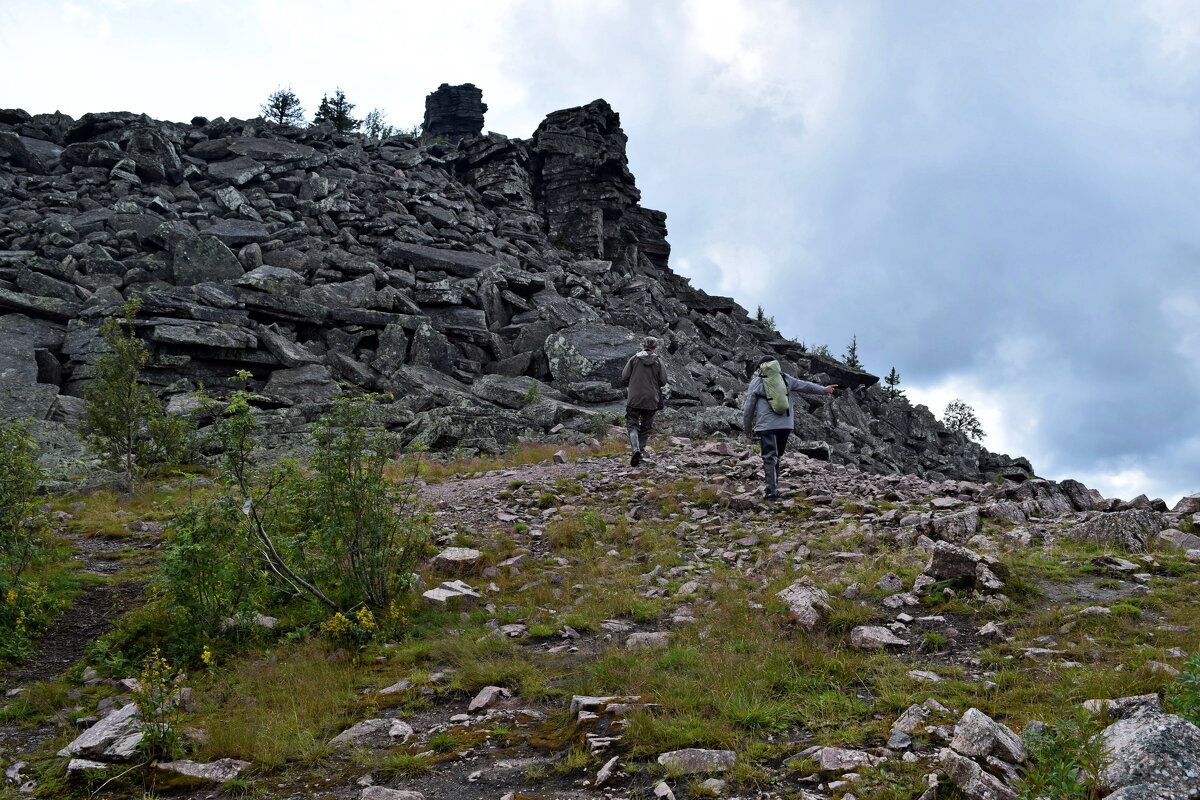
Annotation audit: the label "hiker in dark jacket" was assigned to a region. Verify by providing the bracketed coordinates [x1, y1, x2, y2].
[617, 336, 668, 466]
[742, 359, 836, 499]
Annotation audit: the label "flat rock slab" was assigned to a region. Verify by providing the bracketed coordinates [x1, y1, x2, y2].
[360, 788, 426, 800]
[850, 626, 909, 649]
[430, 547, 485, 575]
[421, 579, 482, 609]
[626, 631, 671, 650]
[329, 718, 414, 749]
[153, 758, 252, 784]
[656, 748, 736, 774]
[815, 746, 884, 771]
[57, 702, 143, 761]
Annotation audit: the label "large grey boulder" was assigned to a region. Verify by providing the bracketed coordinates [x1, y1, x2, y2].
[1172, 493, 1200, 515]
[1101, 705, 1200, 797]
[263, 364, 341, 404]
[545, 322, 639, 385]
[1065, 510, 1169, 550]
[926, 541, 984, 581]
[172, 237, 245, 285]
[470, 374, 558, 409]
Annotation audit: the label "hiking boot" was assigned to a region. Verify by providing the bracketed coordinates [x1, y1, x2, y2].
[630, 450, 643, 467]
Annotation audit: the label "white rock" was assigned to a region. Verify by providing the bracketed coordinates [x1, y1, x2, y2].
[626, 631, 671, 650]
[429, 547, 484, 574]
[57, 703, 144, 761]
[468, 685, 512, 712]
[775, 578, 832, 630]
[153, 758, 251, 783]
[948, 708, 1025, 764]
[329, 718, 414, 748]
[850, 625, 909, 649]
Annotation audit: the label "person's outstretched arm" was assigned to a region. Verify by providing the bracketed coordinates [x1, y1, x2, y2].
[787, 375, 837, 395]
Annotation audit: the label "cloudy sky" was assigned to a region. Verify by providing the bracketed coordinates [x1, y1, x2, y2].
[4, 0, 1198, 504]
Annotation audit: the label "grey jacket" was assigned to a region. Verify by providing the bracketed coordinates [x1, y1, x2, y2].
[618, 351, 667, 410]
[742, 373, 828, 434]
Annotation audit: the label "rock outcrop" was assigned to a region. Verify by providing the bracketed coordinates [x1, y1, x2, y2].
[0, 85, 1033, 482]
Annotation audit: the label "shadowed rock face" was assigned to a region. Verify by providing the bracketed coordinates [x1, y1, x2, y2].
[0, 87, 1034, 484]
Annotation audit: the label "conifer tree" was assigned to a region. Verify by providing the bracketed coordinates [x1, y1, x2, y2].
[884, 367, 903, 399]
[312, 89, 360, 133]
[260, 86, 305, 125]
[844, 335, 863, 369]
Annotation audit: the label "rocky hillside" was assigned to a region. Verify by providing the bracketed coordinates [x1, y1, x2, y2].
[1, 84, 1030, 482]
[3, 439, 1199, 799]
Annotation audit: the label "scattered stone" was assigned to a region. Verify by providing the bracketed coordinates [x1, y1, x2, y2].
[329, 719, 414, 748]
[152, 758, 251, 784]
[468, 686, 512, 712]
[776, 578, 832, 630]
[430, 547, 485, 575]
[850, 626, 909, 649]
[626, 632, 671, 650]
[656, 748, 736, 774]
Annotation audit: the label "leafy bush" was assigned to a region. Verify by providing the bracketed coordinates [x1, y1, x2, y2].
[82, 298, 195, 490]
[1166, 652, 1200, 725]
[159, 494, 266, 638]
[0, 419, 44, 578]
[1016, 708, 1112, 799]
[162, 386, 428, 638]
[0, 419, 61, 664]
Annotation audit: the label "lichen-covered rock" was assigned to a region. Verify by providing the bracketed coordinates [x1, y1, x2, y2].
[925, 540, 983, 581]
[1065, 510, 1168, 550]
[1101, 706, 1200, 797]
[948, 708, 1025, 764]
[328, 718, 414, 749]
[776, 578, 832, 630]
[656, 748, 736, 774]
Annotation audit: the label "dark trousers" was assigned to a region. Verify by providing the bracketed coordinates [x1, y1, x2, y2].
[759, 429, 790, 497]
[626, 406, 657, 452]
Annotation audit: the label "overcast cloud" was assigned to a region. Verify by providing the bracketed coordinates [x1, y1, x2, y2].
[2, 0, 1197, 503]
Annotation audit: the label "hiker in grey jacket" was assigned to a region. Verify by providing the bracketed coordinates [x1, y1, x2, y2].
[742, 359, 837, 499]
[617, 336, 667, 467]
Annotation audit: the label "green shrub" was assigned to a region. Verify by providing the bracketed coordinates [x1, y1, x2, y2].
[0, 419, 44, 578]
[159, 494, 266, 638]
[0, 420, 62, 664]
[171, 386, 428, 621]
[1016, 708, 1112, 800]
[1166, 652, 1200, 726]
[82, 298, 195, 490]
